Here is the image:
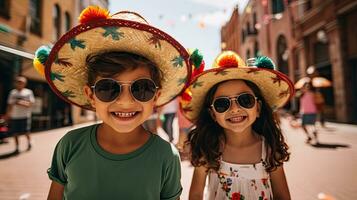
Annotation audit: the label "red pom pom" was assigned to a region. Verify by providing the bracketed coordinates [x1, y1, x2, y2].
[217, 54, 239, 68]
[192, 60, 205, 78]
[78, 6, 110, 24]
[214, 51, 245, 69]
[181, 89, 192, 102]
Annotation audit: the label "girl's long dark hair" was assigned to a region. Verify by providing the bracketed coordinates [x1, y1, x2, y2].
[187, 80, 290, 172]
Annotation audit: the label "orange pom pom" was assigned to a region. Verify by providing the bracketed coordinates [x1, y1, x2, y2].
[213, 51, 245, 69]
[78, 6, 110, 24]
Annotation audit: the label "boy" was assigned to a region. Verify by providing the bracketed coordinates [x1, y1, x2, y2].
[37, 6, 191, 199]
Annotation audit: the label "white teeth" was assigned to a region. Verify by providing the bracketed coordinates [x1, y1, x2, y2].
[114, 112, 136, 117]
[229, 116, 245, 122]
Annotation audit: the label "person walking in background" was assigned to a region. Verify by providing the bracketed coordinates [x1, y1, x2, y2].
[5, 76, 35, 153]
[314, 89, 326, 128]
[183, 52, 292, 200]
[158, 98, 178, 143]
[299, 82, 318, 144]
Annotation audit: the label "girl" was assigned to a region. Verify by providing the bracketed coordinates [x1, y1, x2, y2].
[181, 51, 294, 200]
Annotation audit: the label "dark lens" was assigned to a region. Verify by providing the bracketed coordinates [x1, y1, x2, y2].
[94, 79, 121, 102]
[237, 93, 256, 109]
[213, 97, 231, 113]
[131, 79, 157, 102]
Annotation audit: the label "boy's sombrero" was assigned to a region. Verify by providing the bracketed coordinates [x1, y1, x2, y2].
[181, 51, 295, 122]
[33, 6, 190, 110]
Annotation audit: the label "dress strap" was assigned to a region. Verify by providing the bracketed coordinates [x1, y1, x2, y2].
[261, 137, 266, 160]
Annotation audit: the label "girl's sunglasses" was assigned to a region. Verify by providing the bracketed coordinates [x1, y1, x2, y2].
[211, 93, 257, 113]
[91, 78, 158, 102]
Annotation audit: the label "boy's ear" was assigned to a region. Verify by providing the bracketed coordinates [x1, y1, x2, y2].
[83, 85, 96, 107]
[154, 89, 162, 102]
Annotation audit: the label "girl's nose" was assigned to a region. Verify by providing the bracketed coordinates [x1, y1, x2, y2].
[229, 98, 241, 111]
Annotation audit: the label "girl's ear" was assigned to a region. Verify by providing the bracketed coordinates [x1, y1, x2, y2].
[83, 85, 96, 108]
[257, 100, 262, 117]
[209, 107, 216, 121]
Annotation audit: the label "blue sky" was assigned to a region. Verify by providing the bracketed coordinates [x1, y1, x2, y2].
[109, 0, 248, 67]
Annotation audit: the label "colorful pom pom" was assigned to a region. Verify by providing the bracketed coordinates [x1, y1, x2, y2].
[255, 56, 276, 70]
[33, 58, 45, 76]
[35, 45, 51, 64]
[192, 60, 204, 78]
[181, 88, 192, 102]
[78, 5, 110, 24]
[189, 49, 203, 69]
[33, 45, 51, 76]
[214, 51, 245, 69]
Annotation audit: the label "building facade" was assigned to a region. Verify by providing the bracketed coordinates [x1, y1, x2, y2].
[0, 0, 108, 131]
[221, 0, 357, 124]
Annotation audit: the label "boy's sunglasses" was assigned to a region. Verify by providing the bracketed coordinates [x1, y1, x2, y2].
[91, 78, 158, 102]
[211, 93, 257, 113]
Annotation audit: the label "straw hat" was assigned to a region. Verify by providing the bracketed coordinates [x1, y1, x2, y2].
[181, 51, 294, 122]
[33, 6, 190, 110]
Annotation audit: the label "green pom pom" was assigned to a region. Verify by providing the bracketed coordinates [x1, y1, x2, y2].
[190, 49, 203, 68]
[255, 56, 275, 70]
[35, 45, 51, 64]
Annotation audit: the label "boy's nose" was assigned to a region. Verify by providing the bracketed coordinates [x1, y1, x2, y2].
[115, 85, 135, 104]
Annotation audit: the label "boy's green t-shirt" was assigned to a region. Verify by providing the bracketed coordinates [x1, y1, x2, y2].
[48, 124, 182, 200]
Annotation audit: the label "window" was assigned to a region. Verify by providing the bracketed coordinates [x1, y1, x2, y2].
[254, 41, 259, 57]
[246, 49, 251, 60]
[29, 0, 42, 35]
[272, 0, 285, 14]
[253, 13, 257, 33]
[53, 4, 61, 41]
[65, 12, 71, 31]
[0, 0, 10, 19]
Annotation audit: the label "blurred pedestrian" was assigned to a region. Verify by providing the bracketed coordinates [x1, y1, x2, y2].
[142, 108, 159, 134]
[158, 98, 178, 143]
[176, 96, 193, 159]
[299, 82, 318, 143]
[5, 76, 35, 153]
[314, 89, 326, 128]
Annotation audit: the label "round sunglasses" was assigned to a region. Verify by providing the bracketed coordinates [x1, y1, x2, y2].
[211, 93, 258, 113]
[91, 78, 158, 102]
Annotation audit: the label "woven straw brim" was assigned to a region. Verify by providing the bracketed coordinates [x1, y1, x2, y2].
[45, 19, 190, 110]
[181, 67, 294, 122]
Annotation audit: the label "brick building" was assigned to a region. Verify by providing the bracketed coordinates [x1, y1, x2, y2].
[0, 0, 108, 131]
[221, 0, 357, 123]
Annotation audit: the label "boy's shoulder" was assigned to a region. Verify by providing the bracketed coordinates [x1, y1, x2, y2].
[151, 134, 180, 159]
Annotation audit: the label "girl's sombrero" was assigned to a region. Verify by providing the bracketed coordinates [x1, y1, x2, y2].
[33, 6, 190, 110]
[181, 51, 295, 122]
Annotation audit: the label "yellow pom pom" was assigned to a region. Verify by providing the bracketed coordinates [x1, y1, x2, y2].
[33, 58, 45, 76]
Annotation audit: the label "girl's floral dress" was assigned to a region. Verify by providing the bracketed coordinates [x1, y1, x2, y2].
[207, 139, 273, 200]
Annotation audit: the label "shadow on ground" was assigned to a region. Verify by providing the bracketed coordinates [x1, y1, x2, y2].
[311, 142, 350, 149]
[0, 150, 19, 159]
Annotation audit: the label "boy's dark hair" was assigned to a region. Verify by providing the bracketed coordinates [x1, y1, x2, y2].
[86, 51, 162, 88]
[187, 80, 290, 172]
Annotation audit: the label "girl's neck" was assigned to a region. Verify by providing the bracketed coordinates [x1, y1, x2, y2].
[224, 127, 259, 147]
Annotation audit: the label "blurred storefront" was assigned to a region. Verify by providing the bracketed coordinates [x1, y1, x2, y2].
[221, 0, 357, 124]
[0, 0, 108, 131]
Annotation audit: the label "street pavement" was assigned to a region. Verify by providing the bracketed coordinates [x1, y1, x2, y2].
[0, 118, 357, 200]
